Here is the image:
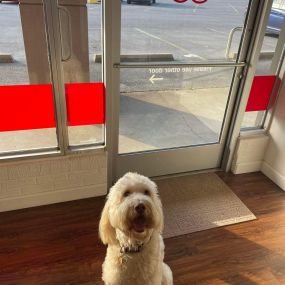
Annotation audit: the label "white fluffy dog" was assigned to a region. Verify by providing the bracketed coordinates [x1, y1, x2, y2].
[99, 172, 173, 285]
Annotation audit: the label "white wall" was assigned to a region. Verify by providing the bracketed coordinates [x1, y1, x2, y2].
[262, 76, 285, 190]
[0, 151, 107, 212]
[231, 133, 269, 174]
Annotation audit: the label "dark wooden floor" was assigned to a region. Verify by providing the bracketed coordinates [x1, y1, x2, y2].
[1, 172, 285, 285]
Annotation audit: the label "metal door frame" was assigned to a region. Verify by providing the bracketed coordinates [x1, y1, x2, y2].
[104, 0, 274, 184]
[45, 0, 106, 155]
[223, 0, 273, 171]
[44, 0, 70, 156]
[42, 0, 109, 178]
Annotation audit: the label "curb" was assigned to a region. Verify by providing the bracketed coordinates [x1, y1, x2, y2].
[0, 54, 14, 63]
[259, 51, 275, 59]
[229, 51, 274, 60]
[93, 53, 174, 63]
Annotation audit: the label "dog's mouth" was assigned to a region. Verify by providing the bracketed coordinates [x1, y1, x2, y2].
[132, 216, 147, 233]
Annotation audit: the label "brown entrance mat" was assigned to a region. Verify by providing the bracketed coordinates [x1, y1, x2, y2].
[156, 173, 256, 239]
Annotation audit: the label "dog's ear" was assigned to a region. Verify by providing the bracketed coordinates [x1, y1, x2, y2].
[152, 181, 164, 234]
[157, 196, 164, 234]
[99, 198, 117, 245]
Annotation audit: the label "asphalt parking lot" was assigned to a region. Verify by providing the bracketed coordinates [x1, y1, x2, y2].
[0, 0, 278, 90]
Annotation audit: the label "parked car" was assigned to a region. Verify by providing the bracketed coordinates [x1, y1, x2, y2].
[267, 8, 285, 36]
[127, 0, 156, 5]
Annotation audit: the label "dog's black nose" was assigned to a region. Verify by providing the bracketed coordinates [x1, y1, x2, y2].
[135, 203, 145, 214]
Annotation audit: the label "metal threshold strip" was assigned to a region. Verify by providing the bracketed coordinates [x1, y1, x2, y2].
[114, 61, 246, 69]
[0, 147, 61, 161]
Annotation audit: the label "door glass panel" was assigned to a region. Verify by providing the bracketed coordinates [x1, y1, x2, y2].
[119, 67, 235, 154]
[0, 0, 58, 153]
[119, 0, 250, 154]
[121, 0, 250, 61]
[58, 0, 104, 146]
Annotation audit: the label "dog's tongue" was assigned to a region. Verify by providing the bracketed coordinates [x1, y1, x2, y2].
[133, 217, 146, 233]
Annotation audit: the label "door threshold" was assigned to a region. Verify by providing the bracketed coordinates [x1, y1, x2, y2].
[152, 168, 221, 181]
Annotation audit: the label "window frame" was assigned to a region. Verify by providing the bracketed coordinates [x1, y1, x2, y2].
[0, 0, 106, 161]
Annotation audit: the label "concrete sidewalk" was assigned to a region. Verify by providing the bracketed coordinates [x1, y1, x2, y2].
[0, 87, 259, 154]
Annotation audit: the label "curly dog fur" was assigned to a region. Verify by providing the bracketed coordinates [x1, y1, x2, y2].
[99, 172, 173, 285]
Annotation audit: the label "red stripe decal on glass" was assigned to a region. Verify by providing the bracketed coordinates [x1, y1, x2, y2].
[65, 83, 105, 126]
[0, 84, 56, 132]
[246, 75, 279, 112]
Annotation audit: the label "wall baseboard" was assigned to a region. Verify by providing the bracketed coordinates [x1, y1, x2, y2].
[0, 184, 106, 213]
[261, 162, 285, 191]
[232, 161, 262, 174]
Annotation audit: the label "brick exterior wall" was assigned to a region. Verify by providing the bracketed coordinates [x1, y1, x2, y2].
[0, 151, 107, 212]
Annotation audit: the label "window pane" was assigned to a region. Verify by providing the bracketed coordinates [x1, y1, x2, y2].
[242, 111, 266, 129]
[0, 1, 57, 153]
[242, 1, 285, 129]
[121, 0, 249, 61]
[119, 67, 235, 154]
[58, 0, 104, 146]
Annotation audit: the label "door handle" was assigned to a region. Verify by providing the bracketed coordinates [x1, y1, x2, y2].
[58, 5, 72, 62]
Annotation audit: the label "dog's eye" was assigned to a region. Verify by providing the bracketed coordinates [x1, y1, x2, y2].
[123, 190, 130, 197]
[144, 189, 150, 196]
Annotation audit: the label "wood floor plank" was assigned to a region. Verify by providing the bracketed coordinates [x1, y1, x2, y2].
[0, 172, 285, 284]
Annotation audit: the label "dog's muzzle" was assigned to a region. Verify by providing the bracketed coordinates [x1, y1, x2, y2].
[131, 202, 152, 233]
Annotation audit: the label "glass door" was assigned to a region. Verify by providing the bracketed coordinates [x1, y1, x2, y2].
[44, 0, 105, 152]
[55, 0, 105, 149]
[111, 0, 260, 179]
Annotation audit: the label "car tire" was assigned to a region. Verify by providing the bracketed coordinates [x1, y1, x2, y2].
[127, 0, 131, 3]
[152, 0, 156, 3]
